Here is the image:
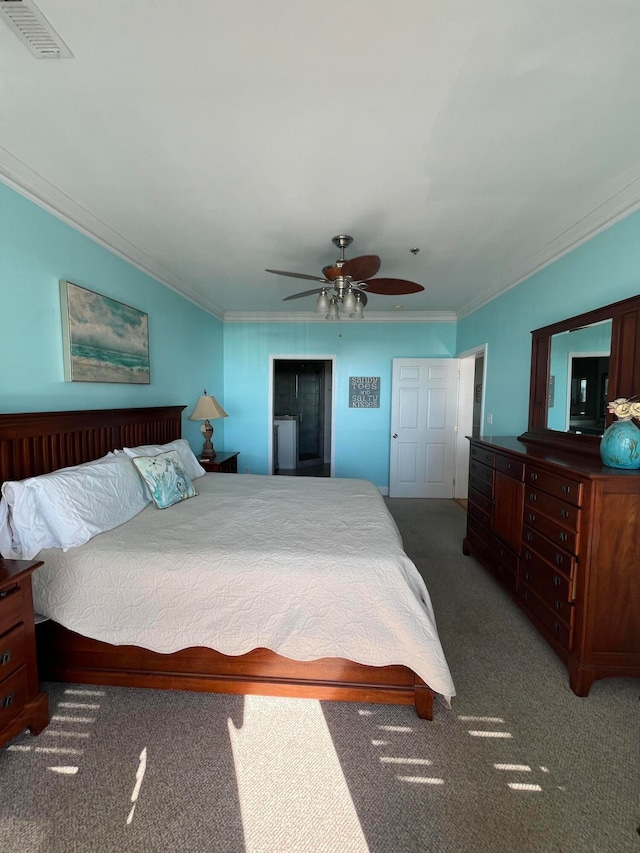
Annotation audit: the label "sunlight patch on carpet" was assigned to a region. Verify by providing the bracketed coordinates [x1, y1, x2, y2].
[228, 696, 370, 853]
[126, 746, 148, 826]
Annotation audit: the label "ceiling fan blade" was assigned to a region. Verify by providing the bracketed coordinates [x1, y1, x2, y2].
[341, 254, 381, 281]
[361, 278, 425, 295]
[265, 269, 328, 283]
[282, 287, 326, 302]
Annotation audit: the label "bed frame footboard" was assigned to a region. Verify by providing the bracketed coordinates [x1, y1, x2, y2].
[38, 623, 434, 719]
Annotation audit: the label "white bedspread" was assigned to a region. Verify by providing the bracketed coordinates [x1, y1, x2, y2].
[32, 474, 456, 700]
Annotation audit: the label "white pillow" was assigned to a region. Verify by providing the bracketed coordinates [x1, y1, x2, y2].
[122, 438, 205, 480]
[0, 453, 151, 560]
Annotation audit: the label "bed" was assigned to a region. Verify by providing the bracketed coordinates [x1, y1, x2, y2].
[0, 406, 455, 719]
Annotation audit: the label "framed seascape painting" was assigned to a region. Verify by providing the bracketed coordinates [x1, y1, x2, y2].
[60, 281, 150, 384]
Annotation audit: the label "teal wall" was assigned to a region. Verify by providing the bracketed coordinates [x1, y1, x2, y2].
[456, 210, 640, 436]
[0, 182, 223, 452]
[5, 175, 640, 482]
[223, 321, 457, 485]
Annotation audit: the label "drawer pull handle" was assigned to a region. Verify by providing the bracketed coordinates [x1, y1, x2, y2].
[524, 551, 532, 561]
[529, 493, 537, 502]
[554, 601, 563, 611]
[530, 472, 538, 481]
[498, 566, 505, 574]
[560, 509, 569, 519]
[0, 649, 11, 666]
[0, 590, 8, 599]
[562, 485, 570, 495]
[1, 693, 13, 709]
[559, 532, 568, 542]
[525, 532, 533, 541]
[523, 591, 530, 601]
[528, 513, 536, 523]
[553, 576, 562, 587]
[524, 572, 531, 582]
[554, 554, 563, 565]
[553, 622, 561, 633]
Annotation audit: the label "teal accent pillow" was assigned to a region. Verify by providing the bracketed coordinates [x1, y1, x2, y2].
[131, 450, 198, 509]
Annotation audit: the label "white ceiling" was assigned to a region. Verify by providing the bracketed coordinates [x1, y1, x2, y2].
[2, 0, 640, 320]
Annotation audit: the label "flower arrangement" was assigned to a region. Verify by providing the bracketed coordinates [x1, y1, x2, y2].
[607, 397, 640, 422]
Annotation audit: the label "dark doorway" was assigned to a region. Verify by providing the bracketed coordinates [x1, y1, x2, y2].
[273, 359, 332, 477]
[569, 355, 609, 435]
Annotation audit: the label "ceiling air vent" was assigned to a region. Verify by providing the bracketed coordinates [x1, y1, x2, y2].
[0, 0, 73, 59]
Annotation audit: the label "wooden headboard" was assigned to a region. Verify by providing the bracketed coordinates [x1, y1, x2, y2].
[0, 406, 185, 483]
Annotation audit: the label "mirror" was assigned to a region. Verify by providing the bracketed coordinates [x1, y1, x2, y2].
[546, 320, 611, 435]
[521, 294, 640, 456]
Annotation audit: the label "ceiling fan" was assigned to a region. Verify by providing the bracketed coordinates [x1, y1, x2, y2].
[265, 235, 424, 319]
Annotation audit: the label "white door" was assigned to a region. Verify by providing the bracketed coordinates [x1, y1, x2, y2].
[389, 358, 460, 498]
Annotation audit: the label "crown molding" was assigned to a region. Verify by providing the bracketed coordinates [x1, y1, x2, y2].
[223, 310, 458, 324]
[457, 172, 640, 319]
[4, 141, 639, 326]
[0, 146, 225, 320]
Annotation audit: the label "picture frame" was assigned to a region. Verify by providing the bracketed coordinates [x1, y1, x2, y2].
[60, 280, 150, 384]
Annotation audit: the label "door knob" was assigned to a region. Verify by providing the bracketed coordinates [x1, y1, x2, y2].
[392, 433, 398, 438]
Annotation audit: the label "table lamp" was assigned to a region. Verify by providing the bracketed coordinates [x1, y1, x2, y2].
[189, 390, 228, 460]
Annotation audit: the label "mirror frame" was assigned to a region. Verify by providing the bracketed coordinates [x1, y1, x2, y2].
[519, 293, 640, 456]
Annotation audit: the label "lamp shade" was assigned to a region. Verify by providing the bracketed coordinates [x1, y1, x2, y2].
[326, 299, 340, 321]
[342, 288, 356, 313]
[316, 290, 330, 314]
[189, 393, 228, 421]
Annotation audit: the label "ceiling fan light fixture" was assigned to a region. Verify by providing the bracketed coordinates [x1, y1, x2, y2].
[342, 287, 357, 313]
[270, 235, 423, 319]
[326, 299, 340, 321]
[316, 289, 330, 314]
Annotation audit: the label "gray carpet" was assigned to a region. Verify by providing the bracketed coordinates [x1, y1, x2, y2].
[1, 500, 638, 852]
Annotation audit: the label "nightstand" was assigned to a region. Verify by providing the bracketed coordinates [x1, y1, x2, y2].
[199, 451, 240, 473]
[0, 558, 49, 749]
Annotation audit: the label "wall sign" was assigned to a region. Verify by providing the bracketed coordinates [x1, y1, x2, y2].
[349, 376, 380, 408]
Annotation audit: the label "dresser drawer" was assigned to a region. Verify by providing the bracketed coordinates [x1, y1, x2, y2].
[489, 536, 519, 572]
[524, 488, 580, 532]
[522, 526, 577, 574]
[466, 515, 491, 559]
[0, 664, 29, 729]
[525, 466, 583, 507]
[0, 585, 24, 636]
[495, 453, 524, 481]
[0, 623, 27, 682]
[493, 562, 518, 595]
[518, 584, 574, 650]
[522, 510, 579, 553]
[520, 546, 574, 606]
[469, 459, 493, 484]
[469, 473, 493, 499]
[468, 498, 491, 529]
[470, 445, 494, 467]
[468, 487, 494, 517]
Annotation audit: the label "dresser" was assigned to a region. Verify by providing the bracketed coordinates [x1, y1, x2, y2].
[0, 559, 49, 748]
[199, 451, 239, 473]
[463, 436, 640, 696]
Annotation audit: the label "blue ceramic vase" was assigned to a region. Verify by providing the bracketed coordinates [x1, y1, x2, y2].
[600, 418, 640, 469]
